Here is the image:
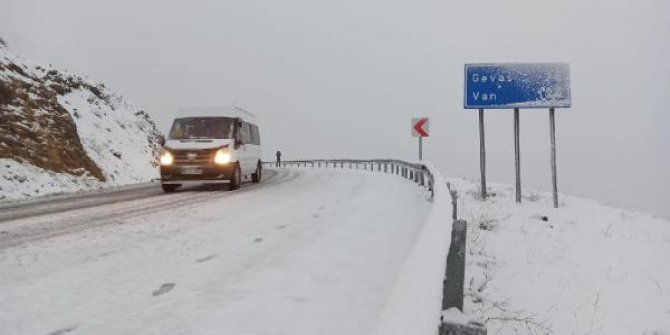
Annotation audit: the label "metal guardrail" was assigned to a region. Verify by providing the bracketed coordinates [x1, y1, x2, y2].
[262, 159, 435, 197]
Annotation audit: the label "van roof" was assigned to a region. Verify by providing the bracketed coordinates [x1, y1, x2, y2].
[176, 106, 258, 122]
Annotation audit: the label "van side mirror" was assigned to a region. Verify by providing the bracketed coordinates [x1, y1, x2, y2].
[158, 135, 166, 147]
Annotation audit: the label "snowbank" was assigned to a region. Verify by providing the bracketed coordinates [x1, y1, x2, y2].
[375, 162, 453, 335]
[452, 178, 670, 335]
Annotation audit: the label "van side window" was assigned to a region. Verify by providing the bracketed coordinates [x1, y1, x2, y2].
[250, 124, 261, 145]
[241, 122, 252, 144]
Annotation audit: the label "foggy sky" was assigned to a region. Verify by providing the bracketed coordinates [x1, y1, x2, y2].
[2, 0, 669, 218]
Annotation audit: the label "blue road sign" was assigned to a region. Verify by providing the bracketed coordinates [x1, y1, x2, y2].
[464, 63, 571, 109]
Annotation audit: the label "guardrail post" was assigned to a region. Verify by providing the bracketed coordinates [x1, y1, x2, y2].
[442, 219, 466, 312]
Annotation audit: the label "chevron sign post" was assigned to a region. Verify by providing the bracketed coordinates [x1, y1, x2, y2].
[411, 117, 429, 161]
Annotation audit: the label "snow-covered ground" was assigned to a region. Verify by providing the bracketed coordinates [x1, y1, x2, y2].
[0, 168, 442, 335]
[450, 178, 670, 335]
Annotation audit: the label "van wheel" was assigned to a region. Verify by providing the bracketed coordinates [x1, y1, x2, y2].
[251, 162, 262, 183]
[229, 165, 241, 191]
[162, 184, 180, 193]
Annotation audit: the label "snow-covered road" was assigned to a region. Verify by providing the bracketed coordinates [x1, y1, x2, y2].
[0, 168, 433, 335]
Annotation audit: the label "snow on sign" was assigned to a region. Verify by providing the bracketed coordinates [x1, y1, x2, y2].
[464, 63, 571, 109]
[411, 117, 429, 137]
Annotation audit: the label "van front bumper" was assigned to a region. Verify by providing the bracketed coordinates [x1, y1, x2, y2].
[160, 164, 235, 183]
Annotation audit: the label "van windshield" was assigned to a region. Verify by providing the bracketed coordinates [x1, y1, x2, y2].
[168, 117, 235, 140]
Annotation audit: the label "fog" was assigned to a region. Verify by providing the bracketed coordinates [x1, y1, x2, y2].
[2, 0, 669, 218]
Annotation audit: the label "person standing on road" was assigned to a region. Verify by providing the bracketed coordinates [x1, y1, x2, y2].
[276, 150, 282, 167]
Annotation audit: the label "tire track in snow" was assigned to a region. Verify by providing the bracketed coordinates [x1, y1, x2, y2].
[0, 169, 299, 250]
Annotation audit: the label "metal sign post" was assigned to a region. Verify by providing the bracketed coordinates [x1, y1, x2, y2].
[419, 137, 423, 161]
[411, 117, 429, 161]
[464, 63, 571, 207]
[549, 108, 558, 208]
[514, 108, 521, 203]
[478, 109, 487, 199]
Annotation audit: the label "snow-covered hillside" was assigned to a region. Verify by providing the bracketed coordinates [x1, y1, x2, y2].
[0, 42, 161, 200]
[450, 178, 670, 335]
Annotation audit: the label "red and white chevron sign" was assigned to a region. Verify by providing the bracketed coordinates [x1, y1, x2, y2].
[411, 117, 429, 137]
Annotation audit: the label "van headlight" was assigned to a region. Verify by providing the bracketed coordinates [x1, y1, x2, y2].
[214, 149, 231, 165]
[160, 151, 174, 166]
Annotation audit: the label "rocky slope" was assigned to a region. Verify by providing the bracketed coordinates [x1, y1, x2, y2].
[0, 42, 161, 200]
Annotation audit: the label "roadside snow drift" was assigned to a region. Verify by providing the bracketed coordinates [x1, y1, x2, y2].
[374, 162, 453, 335]
[0, 44, 161, 201]
[452, 178, 670, 335]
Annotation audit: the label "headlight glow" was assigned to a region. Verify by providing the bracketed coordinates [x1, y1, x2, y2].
[214, 149, 231, 165]
[160, 151, 174, 166]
